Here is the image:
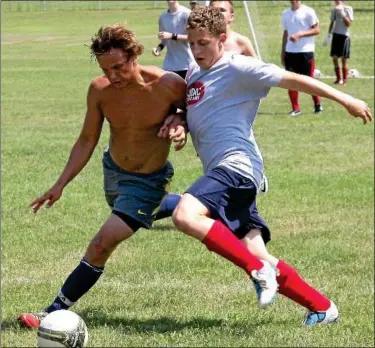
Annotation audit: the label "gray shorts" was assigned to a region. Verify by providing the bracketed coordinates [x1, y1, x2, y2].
[102, 149, 174, 229]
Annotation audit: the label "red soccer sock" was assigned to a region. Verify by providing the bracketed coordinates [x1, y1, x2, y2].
[202, 220, 263, 274]
[343, 67, 349, 82]
[335, 67, 342, 82]
[312, 95, 321, 106]
[288, 90, 299, 111]
[277, 260, 331, 312]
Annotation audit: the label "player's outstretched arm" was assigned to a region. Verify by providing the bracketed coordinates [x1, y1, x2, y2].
[30, 82, 104, 213]
[278, 71, 372, 124]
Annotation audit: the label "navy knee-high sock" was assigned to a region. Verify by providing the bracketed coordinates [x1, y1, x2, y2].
[154, 194, 181, 221]
[45, 259, 104, 313]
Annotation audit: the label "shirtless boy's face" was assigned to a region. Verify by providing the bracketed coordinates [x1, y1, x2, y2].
[188, 28, 226, 69]
[96, 48, 136, 89]
[210, 1, 234, 25]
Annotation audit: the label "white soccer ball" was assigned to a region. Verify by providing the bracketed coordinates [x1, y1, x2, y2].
[349, 68, 360, 78]
[313, 68, 322, 78]
[37, 310, 88, 348]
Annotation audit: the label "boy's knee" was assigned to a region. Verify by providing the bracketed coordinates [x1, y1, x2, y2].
[172, 203, 191, 232]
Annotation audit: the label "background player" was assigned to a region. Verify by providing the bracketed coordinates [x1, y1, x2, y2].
[281, 0, 322, 116]
[152, 0, 194, 79]
[327, 0, 354, 85]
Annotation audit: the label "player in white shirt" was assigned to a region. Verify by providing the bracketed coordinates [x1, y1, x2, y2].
[327, 0, 354, 85]
[160, 6, 371, 326]
[281, 1, 322, 116]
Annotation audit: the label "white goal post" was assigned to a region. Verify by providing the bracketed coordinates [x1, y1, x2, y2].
[242, 0, 262, 60]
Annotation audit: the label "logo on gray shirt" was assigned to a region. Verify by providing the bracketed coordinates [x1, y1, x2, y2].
[187, 81, 205, 105]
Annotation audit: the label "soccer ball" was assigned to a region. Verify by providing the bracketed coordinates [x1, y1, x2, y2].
[313, 68, 322, 78]
[349, 68, 360, 78]
[37, 310, 88, 348]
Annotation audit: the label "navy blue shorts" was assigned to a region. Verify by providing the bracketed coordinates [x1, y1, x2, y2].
[102, 149, 174, 229]
[285, 52, 315, 77]
[330, 33, 351, 58]
[185, 166, 271, 243]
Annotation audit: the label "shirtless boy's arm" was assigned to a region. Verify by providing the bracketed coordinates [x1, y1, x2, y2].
[30, 81, 105, 213]
[239, 34, 257, 58]
[157, 72, 188, 150]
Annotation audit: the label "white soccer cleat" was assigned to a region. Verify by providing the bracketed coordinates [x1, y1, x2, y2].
[152, 47, 161, 57]
[251, 261, 278, 309]
[259, 175, 269, 194]
[303, 301, 339, 326]
[289, 109, 302, 117]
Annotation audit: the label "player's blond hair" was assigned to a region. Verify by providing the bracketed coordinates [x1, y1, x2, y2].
[187, 6, 226, 36]
[90, 24, 144, 59]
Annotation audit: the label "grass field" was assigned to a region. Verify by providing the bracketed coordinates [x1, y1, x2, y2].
[1, 2, 374, 347]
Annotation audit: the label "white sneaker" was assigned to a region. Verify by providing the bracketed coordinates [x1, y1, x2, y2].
[251, 261, 278, 309]
[152, 47, 161, 56]
[303, 301, 339, 326]
[289, 109, 302, 117]
[259, 175, 269, 194]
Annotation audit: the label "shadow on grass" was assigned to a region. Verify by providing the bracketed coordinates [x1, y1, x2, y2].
[77, 308, 279, 334]
[150, 223, 175, 232]
[2, 309, 290, 336]
[258, 111, 288, 117]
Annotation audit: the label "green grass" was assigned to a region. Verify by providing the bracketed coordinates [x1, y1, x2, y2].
[1, 3, 374, 347]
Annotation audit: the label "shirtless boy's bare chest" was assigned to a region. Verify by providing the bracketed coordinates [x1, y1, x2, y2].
[101, 85, 170, 128]
[224, 37, 242, 54]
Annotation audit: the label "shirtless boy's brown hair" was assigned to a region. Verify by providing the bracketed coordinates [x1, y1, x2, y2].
[90, 24, 144, 59]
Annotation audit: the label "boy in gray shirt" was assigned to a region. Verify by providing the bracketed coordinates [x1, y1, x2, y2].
[160, 6, 371, 326]
[327, 0, 354, 84]
[153, 1, 194, 79]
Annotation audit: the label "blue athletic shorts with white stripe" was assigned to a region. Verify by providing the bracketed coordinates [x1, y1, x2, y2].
[185, 166, 271, 243]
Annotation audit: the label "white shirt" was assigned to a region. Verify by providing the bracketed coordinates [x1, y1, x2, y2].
[282, 4, 319, 53]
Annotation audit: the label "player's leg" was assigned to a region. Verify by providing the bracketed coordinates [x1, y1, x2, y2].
[42, 156, 175, 314]
[342, 36, 351, 85]
[18, 214, 137, 328]
[154, 193, 182, 220]
[304, 53, 322, 113]
[172, 167, 278, 307]
[332, 56, 342, 84]
[242, 229, 339, 326]
[285, 53, 301, 116]
[19, 150, 174, 328]
[331, 34, 343, 84]
[46, 214, 137, 310]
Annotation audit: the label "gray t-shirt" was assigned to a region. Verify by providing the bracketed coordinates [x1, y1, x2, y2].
[186, 52, 285, 189]
[330, 5, 354, 36]
[158, 6, 194, 71]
